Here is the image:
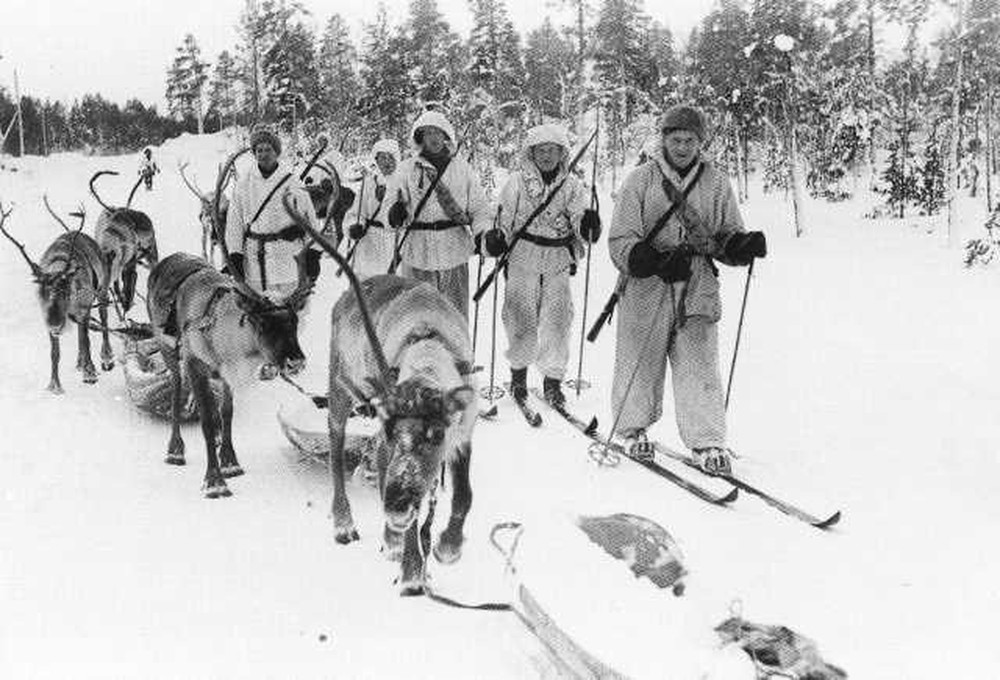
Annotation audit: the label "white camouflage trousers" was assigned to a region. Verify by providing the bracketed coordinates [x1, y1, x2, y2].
[610, 277, 726, 449]
[400, 262, 470, 321]
[502, 264, 573, 380]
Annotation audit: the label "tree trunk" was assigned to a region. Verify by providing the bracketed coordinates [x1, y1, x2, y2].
[867, 0, 877, 187]
[986, 87, 993, 212]
[946, 0, 965, 247]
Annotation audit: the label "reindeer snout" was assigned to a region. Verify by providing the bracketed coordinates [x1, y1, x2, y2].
[258, 363, 279, 381]
[282, 356, 306, 376]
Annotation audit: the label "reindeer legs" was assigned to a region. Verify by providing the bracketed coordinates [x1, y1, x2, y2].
[218, 383, 243, 478]
[434, 442, 472, 565]
[328, 370, 359, 543]
[47, 334, 64, 394]
[399, 521, 426, 597]
[187, 355, 230, 499]
[161, 339, 186, 465]
[98, 297, 115, 371]
[76, 313, 98, 383]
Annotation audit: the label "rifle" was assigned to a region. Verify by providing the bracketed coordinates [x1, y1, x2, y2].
[587, 163, 705, 342]
[473, 126, 599, 303]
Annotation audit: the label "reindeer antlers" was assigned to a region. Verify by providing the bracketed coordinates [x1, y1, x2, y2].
[0, 201, 42, 276]
[89, 170, 119, 212]
[177, 160, 208, 201]
[282, 194, 393, 388]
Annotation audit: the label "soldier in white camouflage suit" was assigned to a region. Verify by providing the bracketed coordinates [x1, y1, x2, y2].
[225, 128, 321, 300]
[483, 124, 601, 407]
[346, 138, 401, 279]
[386, 111, 491, 319]
[608, 105, 767, 475]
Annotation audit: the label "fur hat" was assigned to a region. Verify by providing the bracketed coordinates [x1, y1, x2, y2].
[372, 138, 401, 163]
[250, 128, 282, 155]
[659, 105, 706, 140]
[411, 110, 456, 148]
[523, 124, 570, 166]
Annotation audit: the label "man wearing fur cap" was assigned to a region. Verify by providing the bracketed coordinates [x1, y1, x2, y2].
[483, 123, 600, 408]
[347, 138, 402, 279]
[225, 128, 322, 299]
[607, 104, 767, 475]
[385, 110, 490, 319]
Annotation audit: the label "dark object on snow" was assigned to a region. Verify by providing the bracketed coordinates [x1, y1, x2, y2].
[576, 512, 687, 595]
[715, 616, 848, 679]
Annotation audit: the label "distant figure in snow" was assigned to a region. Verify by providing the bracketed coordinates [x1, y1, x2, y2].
[346, 138, 401, 279]
[224, 128, 321, 299]
[138, 147, 160, 191]
[483, 123, 600, 408]
[386, 110, 491, 320]
[607, 105, 767, 475]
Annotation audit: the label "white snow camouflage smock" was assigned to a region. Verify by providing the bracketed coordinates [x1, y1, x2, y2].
[225, 160, 319, 296]
[387, 154, 491, 271]
[351, 169, 398, 279]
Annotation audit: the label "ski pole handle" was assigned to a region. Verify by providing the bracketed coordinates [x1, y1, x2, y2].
[587, 291, 619, 342]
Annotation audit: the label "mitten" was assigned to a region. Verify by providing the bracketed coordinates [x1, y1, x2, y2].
[484, 229, 507, 257]
[628, 241, 661, 278]
[305, 248, 321, 280]
[724, 231, 767, 264]
[388, 200, 408, 228]
[658, 248, 692, 283]
[348, 222, 367, 240]
[580, 209, 602, 243]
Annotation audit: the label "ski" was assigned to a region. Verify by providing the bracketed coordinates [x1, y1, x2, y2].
[528, 388, 597, 435]
[479, 404, 499, 420]
[651, 441, 841, 530]
[530, 390, 737, 507]
[513, 394, 543, 427]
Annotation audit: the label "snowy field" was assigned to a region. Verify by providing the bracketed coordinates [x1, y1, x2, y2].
[2, 131, 1000, 679]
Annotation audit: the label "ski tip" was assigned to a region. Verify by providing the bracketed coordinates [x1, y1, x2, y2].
[814, 510, 842, 530]
[716, 487, 739, 505]
[583, 417, 598, 436]
[529, 413, 543, 427]
[478, 405, 499, 420]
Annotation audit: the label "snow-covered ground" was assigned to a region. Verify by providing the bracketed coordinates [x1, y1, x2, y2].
[2, 132, 999, 679]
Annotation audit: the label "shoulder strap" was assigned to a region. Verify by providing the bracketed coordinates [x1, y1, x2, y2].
[247, 172, 293, 229]
[644, 162, 705, 245]
[410, 157, 454, 225]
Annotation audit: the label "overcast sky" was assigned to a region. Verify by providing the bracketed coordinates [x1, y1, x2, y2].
[1, 0, 720, 110]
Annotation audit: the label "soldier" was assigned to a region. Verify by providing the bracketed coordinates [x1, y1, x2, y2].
[225, 128, 322, 299]
[346, 138, 402, 279]
[386, 110, 490, 319]
[138, 147, 159, 191]
[607, 105, 766, 475]
[482, 124, 600, 407]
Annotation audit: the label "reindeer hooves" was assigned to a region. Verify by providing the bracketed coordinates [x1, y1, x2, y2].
[164, 453, 186, 466]
[398, 579, 426, 597]
[101, 359, 115, 372]
[202, 479, 232, 499]
[334, 527, 360, 545]
[433, 536, 464, 565]
[47, 382, 64, 395]
[81, 369, 98, 384]
[220, 464, 244, 479]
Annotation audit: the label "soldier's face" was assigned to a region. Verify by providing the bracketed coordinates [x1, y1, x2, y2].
[662, 130, 701, 167]
[375, 152, 397, 176]
[420, 127, 447, 155]
[254, 142, 279, 171]
[532, 143, 562, 174]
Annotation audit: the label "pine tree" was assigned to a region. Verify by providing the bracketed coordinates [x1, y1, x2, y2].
[317, 14, 360, 132]
[262, 21, 319, 132]
[468, 0, 525, 104]
[357, 3, 412, 143]
[917, 123, 946, 215]
[524, 18, 576, 120]
[165, 33, 209, 133]
[404, 0, 464, 105]
[207, 50, 241, 131]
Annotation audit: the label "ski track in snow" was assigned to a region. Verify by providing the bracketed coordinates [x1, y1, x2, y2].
[2, 132, 1000, 679]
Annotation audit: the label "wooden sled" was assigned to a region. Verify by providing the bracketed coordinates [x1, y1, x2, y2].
[121, 333, 221, 421]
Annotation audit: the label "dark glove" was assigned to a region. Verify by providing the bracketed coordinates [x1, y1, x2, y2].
[375, 184, 386, 202]
[388, 200, 408, 228]
[222, 253, 245, 278]
[484, 229, 507, 257]
[473, 232, 484, 256]
[580, 209, 602, 243]
[724, 231, 767, 265]
[305, 248, 321, 281]
[658, 248, 692, 283]
[348, 222, 367, 240]
[627, 241, 661, 278]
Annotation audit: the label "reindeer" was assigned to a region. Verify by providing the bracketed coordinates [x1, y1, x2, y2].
[178, 160, 234, 264]
[145, 149, 313, 498]
[302, 160, 355, 244]
[0, 201, 113, 393]
[90, 170, 159, 316]
[286, 196, 477, 597]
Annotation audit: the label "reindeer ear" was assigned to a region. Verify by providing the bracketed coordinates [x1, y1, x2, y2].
[445, 385, 475, 415]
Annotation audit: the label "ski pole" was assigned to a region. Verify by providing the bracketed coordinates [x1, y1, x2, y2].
[481, 246, 505, 406]
[473, 207, 500, 362]
[572, 111, 601, 397]
[337, 170, 367, 277]
[725, 258, 755, 411]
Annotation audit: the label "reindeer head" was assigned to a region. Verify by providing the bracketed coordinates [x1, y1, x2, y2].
[377, 380, 474, 532]
[180, 160, 229, 241]
[1, 202, 85, 336]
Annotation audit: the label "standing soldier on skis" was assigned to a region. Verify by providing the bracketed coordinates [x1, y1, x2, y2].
[347, 138, 402, 279]
[225, 128, 322, 298]
[482, 123, 601, 407]
[607, 105, 766, 475]
[138, 147, 159, 191]
[386, 110, 491, 318]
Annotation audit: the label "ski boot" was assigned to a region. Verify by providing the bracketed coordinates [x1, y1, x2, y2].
[510, 367, 528, 404]
[692, 447, 732, 476]
[542, 376, 565, 409]
[623, 429, 654, 461]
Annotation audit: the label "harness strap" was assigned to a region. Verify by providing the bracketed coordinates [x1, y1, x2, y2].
[409, 220, 465, 232]
[518, 231, 578, 275]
